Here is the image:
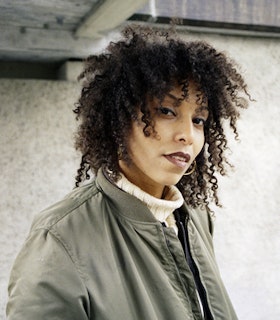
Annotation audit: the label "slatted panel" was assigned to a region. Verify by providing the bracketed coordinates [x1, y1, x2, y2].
[138, 0, 280, 27]
[0, 0, 101, 30]
[0, 0, 279, 62]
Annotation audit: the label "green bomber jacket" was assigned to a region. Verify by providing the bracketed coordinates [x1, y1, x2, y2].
[7, 168, 238, 320]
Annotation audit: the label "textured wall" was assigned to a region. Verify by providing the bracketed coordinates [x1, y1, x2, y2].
[0, 32, 279, 319]
[0, 80, 81, 317]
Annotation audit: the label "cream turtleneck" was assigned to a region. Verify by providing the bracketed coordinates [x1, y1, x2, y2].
[116, 173, 184, 235]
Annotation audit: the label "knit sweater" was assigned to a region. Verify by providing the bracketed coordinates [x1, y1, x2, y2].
[116, 173, 184, 234]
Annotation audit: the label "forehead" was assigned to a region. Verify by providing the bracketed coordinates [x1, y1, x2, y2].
[166, 81, 207, 105]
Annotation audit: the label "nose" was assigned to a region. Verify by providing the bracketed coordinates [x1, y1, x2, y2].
[174, 119, 194, 145]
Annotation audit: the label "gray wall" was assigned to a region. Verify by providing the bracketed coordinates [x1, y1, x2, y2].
[0, 32, 279, 319]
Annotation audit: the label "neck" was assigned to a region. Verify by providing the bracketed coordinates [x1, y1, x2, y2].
[115, 172, 184, 214]
[118, 160, 165, 198]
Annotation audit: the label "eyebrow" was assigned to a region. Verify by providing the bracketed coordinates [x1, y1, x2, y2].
[165, 93, 208, 107]
[195, 105, 209, 113]
[162, 93, 209, 113]
[165, 93, 180, 101]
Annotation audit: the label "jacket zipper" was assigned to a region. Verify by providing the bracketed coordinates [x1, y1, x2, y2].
[161, 222, 189, 300]
[176, 216, 214, 320]
[161, 223, 203, 320]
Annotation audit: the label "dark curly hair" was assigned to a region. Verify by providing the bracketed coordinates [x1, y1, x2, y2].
[74, 24, 250, 209]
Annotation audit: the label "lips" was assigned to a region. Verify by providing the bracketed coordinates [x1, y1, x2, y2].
[164, 152, 191, 169]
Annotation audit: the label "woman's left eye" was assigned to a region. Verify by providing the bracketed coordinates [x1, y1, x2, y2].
[193, 117, 206, 126]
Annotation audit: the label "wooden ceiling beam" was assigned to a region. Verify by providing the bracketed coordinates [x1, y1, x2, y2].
[0, 26, 117, 61]
[75, 0, 148, 38]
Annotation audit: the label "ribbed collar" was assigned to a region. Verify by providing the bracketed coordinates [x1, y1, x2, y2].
[96, 168, 158, 223]
[115, 173, 184, 227]
[95, 168, 193, 237]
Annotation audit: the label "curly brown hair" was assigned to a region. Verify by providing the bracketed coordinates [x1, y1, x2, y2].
[74, 24, 250, 209]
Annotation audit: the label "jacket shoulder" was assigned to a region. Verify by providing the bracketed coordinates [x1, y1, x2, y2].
[31, 180, 100, 231]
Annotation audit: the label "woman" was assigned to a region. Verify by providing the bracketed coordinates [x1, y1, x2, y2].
[7, 25, 249, 319]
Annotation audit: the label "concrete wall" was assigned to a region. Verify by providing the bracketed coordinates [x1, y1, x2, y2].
[0, 32, 279, 319]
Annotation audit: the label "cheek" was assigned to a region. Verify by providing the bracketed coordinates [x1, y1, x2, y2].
[127, 126, 148, 157]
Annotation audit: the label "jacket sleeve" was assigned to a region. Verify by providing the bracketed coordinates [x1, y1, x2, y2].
[6, 228, 90, 320]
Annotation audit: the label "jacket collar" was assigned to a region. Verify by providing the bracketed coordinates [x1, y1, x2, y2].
[95, 168, 159, 223]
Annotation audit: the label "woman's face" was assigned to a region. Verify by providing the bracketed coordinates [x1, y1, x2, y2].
[119, 82, 209, 198]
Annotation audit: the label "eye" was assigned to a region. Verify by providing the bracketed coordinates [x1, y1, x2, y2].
[156, 106, 176, 117]
[193, 117, 206, 126]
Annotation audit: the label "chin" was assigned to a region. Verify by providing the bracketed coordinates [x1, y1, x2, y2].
[162, 175, 183, 187]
